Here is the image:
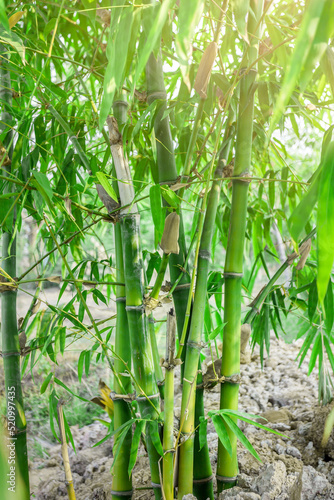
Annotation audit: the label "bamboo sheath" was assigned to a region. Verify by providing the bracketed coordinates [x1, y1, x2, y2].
[107, 117, 161, 500]
[217, 0, 264, 492]
[0, 44, 30, 499]
[57, 403, 76, 500]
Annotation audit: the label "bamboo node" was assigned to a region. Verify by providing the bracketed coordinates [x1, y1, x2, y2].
[151, 482, 162, 489]
[0, 277, 18, 293]
[115, 297, 126, 303]
[110, 490, 133, 497]
[199, 249, 211, 260]
[106, 116, 122, 146]
[109, 391, 136, 403]
[136, 393, 160, 402]
[147, 91, 167, 103]
[223, 272, 243, 279]
[222, 374, 241, 385]
[187, 340, 206, 351]
[193, 475, 214, 483]
[216, 474, 238, 482]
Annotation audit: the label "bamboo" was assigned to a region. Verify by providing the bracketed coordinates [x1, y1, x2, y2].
[57, 402, 76, 500]
[109, 99, 133, 500]
[217, 1, 264, 492]
[112, 223, 133, 500]
[177, 112, 235, 499]
[0, 44, 30, 500]
[162, 310, 177, 500]
[107, 116, 162, 500]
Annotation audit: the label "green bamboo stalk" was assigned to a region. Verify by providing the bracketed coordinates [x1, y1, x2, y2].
[112, 223, 133, 500]
[177, 112, 234, 499]
[110, 98, 133, 499]
[0, 44, 30, 499]
[150, 252, 170, 301]
[107, 116, 162, 500]
[162, 309, 177, 500]
[217, 1, 264, 492]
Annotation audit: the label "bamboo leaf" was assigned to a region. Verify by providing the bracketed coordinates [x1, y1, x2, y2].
[54, 378, 91, 402]
[111, 421, 133, 470]
[40, 372, 53, 394]
[198, 416, 208, 451]
[300, 0, 334, 91]
[268, 0, 327, 138]
[128, 419, 145, 476]
[208, 323, 226, 340]
[288, 166, 321, 241]
[150, 184, 164, 237]
[176, 0, 205, 66]
[135, 0, 175, 84]
[148, 420, 163, 456]
[308, 332, 320, 375]
[78, 351, 85, 382]
[9, 11, 24, 29]
[222, 414, 261, 462]
[317, 142, 334, 304]
[231, 0, 250, 40]
[0, 1, 9, 31]
[211, 414, 232, 458]
[324, 280, 334, 334]
[308, 278, 318, 322]
[96, 172, 118, 202]
[0, 25, 25, 61]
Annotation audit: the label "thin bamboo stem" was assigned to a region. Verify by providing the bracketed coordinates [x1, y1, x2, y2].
[162, 310, 177, 500]
[57, 402, 76, 500]
[0, 43, 30, 500]
[150, 252, 170, 301]
[217, 0, 264, 492]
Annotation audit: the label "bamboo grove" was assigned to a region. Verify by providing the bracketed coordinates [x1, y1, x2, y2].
[1, 1, 334, 499]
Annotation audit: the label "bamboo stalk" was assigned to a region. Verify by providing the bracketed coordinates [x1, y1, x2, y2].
[177, 112, 234, 499]
[107, 116, 162, 500]
[0, 43, 30, 500]
[217, 1, 264, 492]
[112, 223, 133, 500]
[162, 309, 177, 500]
[57, 402, 76, 500]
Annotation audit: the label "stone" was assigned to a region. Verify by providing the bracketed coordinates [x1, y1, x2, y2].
[219, 487, 261, 499]
[301, 465, 334, 500]
[254, 461, 286, 499]
[286, 445, 302, 459]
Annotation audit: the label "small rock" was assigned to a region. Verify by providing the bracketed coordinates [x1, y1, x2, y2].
[275, 444, 286, 455]
[286, 446, 302, 459]
[219, 487, 261, 499]
[255, 461, 286, 499]
[301, 465, 334, 499]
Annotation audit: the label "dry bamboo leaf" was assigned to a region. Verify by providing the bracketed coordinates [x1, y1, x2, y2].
[18, 317, 24, 329]
[83, 281, 97, 289]
[19, 331, 27, 351]
[170, 182, 190, 191]
[96, 9, 111, 25]
[32, 299, 41, 315]
[287, 251, 299, 265]
[9, 11, 24, 29]
[194, 42, 218, 99]
[46, 276, 62, 284]
[160, 212, 180, 254]
[240, 323, 251, 354]
[144, 296, 160, 313]
[296, 238, 312, 270]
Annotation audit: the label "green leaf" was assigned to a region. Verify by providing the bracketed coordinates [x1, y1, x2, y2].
[148, 420, 163, 456]
[198, 416, 208, 451]
[308, 332, 320, 375]
[211, 414, 232, 458]
[208, 323, 226, 340]
[232, 0, 250, 39]
[54, 378, 90, 402]
[161, 186, 180, 208]
[0, 26, 25, 62]
[317, 142, 334, 304]
[150, 184, 164, 237]
[308, 279, 318, 322]
[222, 414, 261, 462]
[288, 165, 321, 241]
[300, 0, 334, 91]
[175, 0, 205, 65]
[0, 0, 9, 31]
[324, 280, 334, 334]
[96, 172, 118, 202]
[268, 0, 327, 138]
[40, 372, 53, 394]
[111, 421, 133, 469]
[128, 419, 145, 476]
[135, 0, 175, 84]
[99, 4, 134, 128]
[78, 351, 85, 382]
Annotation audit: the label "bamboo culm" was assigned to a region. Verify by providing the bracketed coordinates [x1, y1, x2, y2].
[217, 0, 264, 492]
[107, 116, 162, 500]
[0, 43, 30, 499]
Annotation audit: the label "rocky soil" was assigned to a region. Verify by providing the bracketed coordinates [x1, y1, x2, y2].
[29, 335, 334, 500]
